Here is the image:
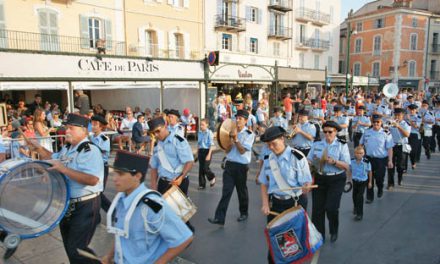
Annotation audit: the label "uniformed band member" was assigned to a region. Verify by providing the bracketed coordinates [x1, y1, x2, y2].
[406, 104, 422, 169]
[209, 109, 255, 225]
[102, 151, 193, 264]
[197, 118, 216, 189]
[387, 108, 411, 188]
[420, 101, 435, 159]
[166, 109, 185, 138]
[351, 106, 371, 148]
[259, 126, 312, 264]
[28, 114, 103, 264]
[330, 105, 350, 142]
[350, 146, 372, 221]
[434, 100, 440, 151]
[268, 107, 288, 130]
[90, 114, 112, 212]
[360, 115, 394, 203]
[148, 117, 195, 230]
[310, 99, 325, 124]
[307, 121, 351, 243]
[290, 109, 316, 157]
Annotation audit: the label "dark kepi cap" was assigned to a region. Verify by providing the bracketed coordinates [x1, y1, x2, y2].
[111, 150, 149, 176]
[273, 106, 282, 113]
[394, 108, 405, 114]
[371, 114, 382, 121]
[333, 105, 343, 112]
[358, 105, 366, 110]
[322, 121, 342, 132]
[422, 100, 429, 105]
[260, 126, 286, 142]
[163, 109, 170, 115]
[62, 113, 89, 128]
[408, 104, 418, 110]
[235, 109, 249, 119]
[148, 117, 166, 131]
[407, 95, 414, 99]
[297, 109, 309, 116]
[167, 109, 180, 118]
[91, 114, 108, 125]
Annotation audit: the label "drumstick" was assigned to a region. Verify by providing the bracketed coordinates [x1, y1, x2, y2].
[275, 184, 318, 192]
[77, 249, 101, 261]
[269, 211, 280, 216]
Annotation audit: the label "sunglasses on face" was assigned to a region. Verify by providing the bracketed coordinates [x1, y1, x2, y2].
[323, 130, 335, 134]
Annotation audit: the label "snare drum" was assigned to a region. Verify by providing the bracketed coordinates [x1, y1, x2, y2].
[265, 206, 323, 264]
[0, 159, 70, 240]
[163, 185, 197, 222]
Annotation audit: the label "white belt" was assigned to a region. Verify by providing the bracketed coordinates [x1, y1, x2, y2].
[70, 192, 100, 203]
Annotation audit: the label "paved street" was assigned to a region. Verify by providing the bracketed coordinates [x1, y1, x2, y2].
[2, 141, 440, 264]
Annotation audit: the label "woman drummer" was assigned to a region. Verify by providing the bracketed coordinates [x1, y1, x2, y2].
[259, 126, 312, 263]
[307, 121, 350, 243]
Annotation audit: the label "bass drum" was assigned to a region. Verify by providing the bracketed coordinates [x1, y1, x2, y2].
[0, 159, 70, 239]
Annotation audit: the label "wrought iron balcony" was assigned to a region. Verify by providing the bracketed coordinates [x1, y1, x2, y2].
[295, 37, 309, 49]
[268, 26, 292, 40]
[128, 44, 201, 59]
[306, 38, 330, 51]
[432, 44, 440, 54]
[268, 0, 292, 12]
[295, 8, 330, 26]
[0, 29, 126, 55]
[430, 71, 440, 81]
[214, 15, 246, 32]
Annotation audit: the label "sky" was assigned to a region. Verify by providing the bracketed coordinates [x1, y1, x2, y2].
[340, 0, 371, 22]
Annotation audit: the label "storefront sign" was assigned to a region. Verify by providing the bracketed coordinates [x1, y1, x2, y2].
[210, 64, 274, 81]
[278, 68, 325, 82]
[0, 51, 204, 80]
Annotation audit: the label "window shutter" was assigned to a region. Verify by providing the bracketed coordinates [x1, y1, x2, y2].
[105, 19, 112, 50]
[258, 9, 262, 24]
[232, 2, 237, 17]
[183, 32, 190, 59]
[0, 1, 5, 23]
[183, 0, 189, 8]
[168, 31, 176, 57]
[156, 29, 164, 57]
[0, 1, 7, 49]
[79, 15, 89, 48]
[245, 6, 250, 21]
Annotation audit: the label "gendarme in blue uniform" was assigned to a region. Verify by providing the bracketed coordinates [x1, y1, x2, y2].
[360, 128, 394, 158]
[226, 127, 255, 164]
[291, 122, 316, 149]
[90, 133, 110, 163]
[307, 138, 351, 174]
[352, 115, 371, 133]
[113, 184, 192, 264]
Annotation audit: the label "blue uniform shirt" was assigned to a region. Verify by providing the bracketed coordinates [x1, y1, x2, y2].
[407, 114, 422, 136]
[258, 144, 271, 161]
[331, 115, 349, 135]
[310, 108, 324, 120]
[198, 129, 214, 149]
[352, 115, 371, 133]
[307, 138, 351, 174]
[390, 120, 411, 144]
[114, 184, 192, 264]
[168, 124, 185, 138]
[350, 158, 371, 181]
[52, 138, 104, 198]
[270, 116, 288, 130]
[365, 103, 375, 116]
[226, 127, 255, 164]
[247, 114, 257, 129]
[90, 133, 110, 163]
[259, 146, 312, 196]
[434, 108, 440, 126]
[360, 128, 394, 158]
[291, 122, 316, 148]
[150, 132, 194, 181]
[422, 111, 435, 130]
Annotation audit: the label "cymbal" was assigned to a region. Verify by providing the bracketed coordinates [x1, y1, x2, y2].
[217, 119, 236, 151]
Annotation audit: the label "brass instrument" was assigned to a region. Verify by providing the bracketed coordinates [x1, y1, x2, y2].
[286, 125, 297, 139]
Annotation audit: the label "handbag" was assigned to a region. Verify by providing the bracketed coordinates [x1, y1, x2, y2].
[402, 143, 412, 153]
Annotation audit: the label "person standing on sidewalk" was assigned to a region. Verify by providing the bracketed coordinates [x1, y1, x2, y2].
[208, 110, 255, 225]
[360, 114, 394, 203]
[197, 118, 216, 189]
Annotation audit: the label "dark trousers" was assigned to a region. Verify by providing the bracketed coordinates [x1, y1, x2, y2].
[312, 173, 346, 239]
[433, 125, 440, 151]
[353, 132, 363, 148]
[422, 136, 433, 158]
[60, 197, 101, 264]
[366, 157, 387, 201]
[267, 195, 308, 264]
[409, 133, 422, 165]
[387, 145, 407, 186]
[352, 180, 367, 216]
[198, 149, 216, 188]
[214, 161, 249, 222]
[295, 147, 310, 157]
[101, 164, 111, 212]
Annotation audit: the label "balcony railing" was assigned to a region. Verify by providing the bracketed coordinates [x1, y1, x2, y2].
[295, 37, 309, 49]
[295, 8, 330, 25]
[268, 26, 292, 40]
[306, 38, 330, 50]
[0, 29, 126, 55]
[430, 71, 440, 81]
[128, 44, 202, 60]
[432, 44, 440, 54]
[214, 14, 246, 32]
[268, 0, 292, 12]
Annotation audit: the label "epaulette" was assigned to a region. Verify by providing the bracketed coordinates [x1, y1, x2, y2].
[291, 149, 305, 160]
[417, 115, 421, 119]
[246, 129, 252, 134]
[363, 157, 370, 163]
[65, 143, 71, 149]
[100, 134, 108, 141]
[77, 141, 97, 153]
[337, 138, 347, 144]
[264, 155, 269, 160]
[175, 134, 184, 142]
[138, 192, 162, 213]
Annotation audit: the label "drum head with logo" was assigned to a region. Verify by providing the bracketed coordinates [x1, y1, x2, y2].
[0, 160, 69, 239]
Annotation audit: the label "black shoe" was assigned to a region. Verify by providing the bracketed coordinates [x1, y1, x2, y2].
[237, 214, 248, 222]
[208, 218, 224, 226]
[198, 186, 206, 190]
[330, 233, 338, 243]
[398, 180, 402, 186]
[366, 199, 373, 204]
[355, 215, 363, 221]
[378, 190, 383, 198]
[386, 185, 394, 190]
[427, 154, 431, 160]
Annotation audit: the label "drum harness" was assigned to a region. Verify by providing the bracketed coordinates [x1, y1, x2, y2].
[107, 189, 165, 264]
[156, 139, 184, 179]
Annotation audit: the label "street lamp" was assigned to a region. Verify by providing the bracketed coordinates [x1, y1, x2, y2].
[345, 20, 357, 98]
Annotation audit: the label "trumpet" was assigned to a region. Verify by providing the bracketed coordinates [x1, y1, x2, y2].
[286, 125, 297, 139]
